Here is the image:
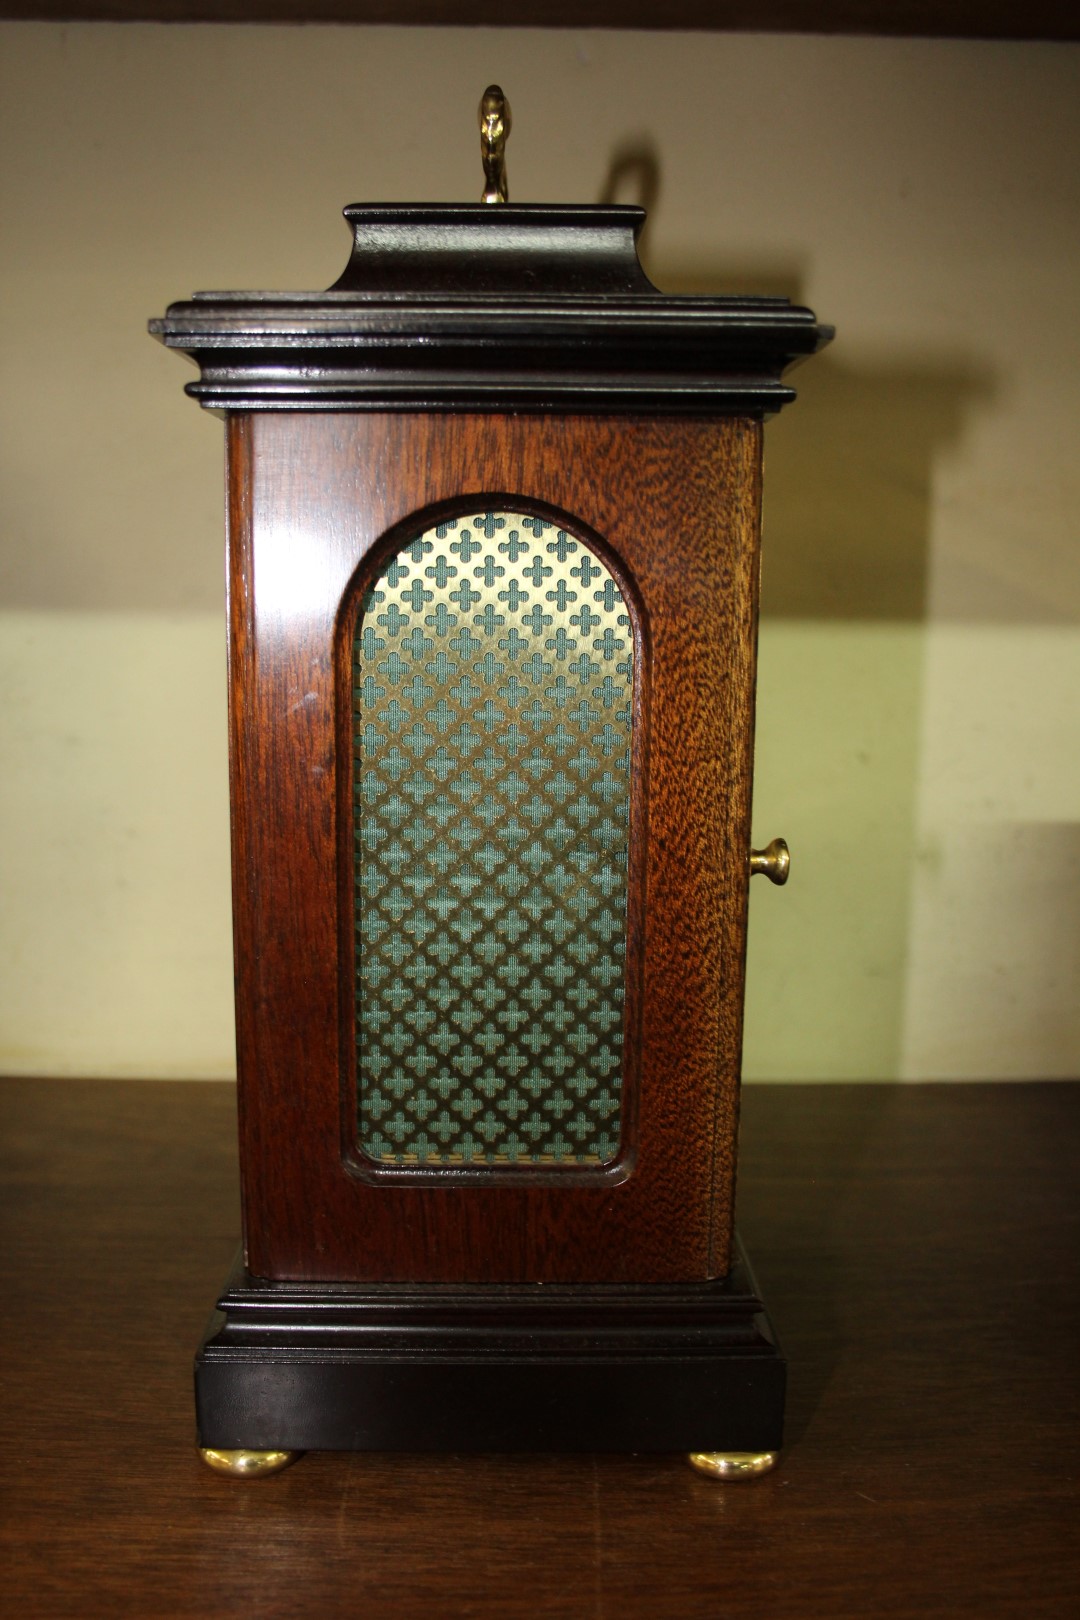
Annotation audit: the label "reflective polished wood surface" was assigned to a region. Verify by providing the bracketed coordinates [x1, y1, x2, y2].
[2, 1077, 1077, 1617]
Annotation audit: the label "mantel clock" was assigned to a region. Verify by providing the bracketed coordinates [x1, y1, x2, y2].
[150, 89, 831, 1481]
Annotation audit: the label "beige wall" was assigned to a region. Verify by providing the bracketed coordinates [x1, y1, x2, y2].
[1, 24, 1077, 1080]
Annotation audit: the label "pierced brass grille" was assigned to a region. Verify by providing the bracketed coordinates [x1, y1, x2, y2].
[352, 511, 634, 1167]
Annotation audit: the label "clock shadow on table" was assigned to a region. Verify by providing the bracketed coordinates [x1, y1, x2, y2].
[736, 1082, 907, 1451]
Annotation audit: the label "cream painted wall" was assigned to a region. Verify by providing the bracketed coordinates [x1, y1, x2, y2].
[1, 24, 1077, 1080]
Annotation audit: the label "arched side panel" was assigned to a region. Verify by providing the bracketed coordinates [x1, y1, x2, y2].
[230, 412, 759, 1283]
[346, 508, 637, 1172]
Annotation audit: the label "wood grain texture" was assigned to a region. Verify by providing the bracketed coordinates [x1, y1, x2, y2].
[228, 411, 763, 1283]
[3, 1078, 1079, 1620]
[4, 2, 1076, 42]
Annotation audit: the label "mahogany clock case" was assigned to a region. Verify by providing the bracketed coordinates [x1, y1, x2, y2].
[222, 407, 764, 1287]
[151, 201, 830, 1455]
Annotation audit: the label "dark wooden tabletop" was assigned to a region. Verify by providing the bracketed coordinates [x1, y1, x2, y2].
[2, 1078, 1077, 1618]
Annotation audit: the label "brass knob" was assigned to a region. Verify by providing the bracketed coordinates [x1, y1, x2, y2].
[749, 837, 790, 885]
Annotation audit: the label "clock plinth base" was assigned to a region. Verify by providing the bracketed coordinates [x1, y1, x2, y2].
[194, 1236, 784, 1459]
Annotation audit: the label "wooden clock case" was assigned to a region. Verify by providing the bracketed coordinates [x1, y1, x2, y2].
[151, 202, 830, 1457]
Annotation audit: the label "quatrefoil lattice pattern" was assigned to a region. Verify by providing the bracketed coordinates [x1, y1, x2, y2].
[352, 510, 634, 1166]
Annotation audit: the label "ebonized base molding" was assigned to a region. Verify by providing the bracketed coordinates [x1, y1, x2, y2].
[195, 1235, 785, 1456]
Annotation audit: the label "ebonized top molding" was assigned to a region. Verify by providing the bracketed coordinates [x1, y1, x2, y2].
[150, 204, 833, 415]
[4, 2, 1078, 42]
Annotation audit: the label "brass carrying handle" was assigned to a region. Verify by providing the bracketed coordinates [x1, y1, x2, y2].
[749, 837, 790, 886]
[479, 84, 511, 204]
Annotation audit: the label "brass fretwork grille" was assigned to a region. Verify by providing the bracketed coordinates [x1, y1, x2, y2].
[353, 510, 633, 1166]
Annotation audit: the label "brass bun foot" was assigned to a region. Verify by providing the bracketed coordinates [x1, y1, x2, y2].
[687, 1450, 778, 1481]
[199, 1447, 300, 1478]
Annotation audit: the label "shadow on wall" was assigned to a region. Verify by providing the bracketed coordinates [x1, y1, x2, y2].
[763, 355, 994, 1082]
[659, 258, 996, 608]
[606, 140, 1008, 1083]
[601, 140, 998, 621]
[662, 256, 997, 1085]
[603, 147, 1079, 1091]
[598, 137, 660, 253]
